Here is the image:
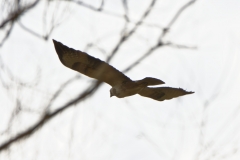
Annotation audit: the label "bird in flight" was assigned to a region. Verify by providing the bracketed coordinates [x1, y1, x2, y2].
[53, 39, 194, 101]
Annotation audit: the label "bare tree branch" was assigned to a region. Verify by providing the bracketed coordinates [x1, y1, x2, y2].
[84, 43, 107, 55]
[0, 0, 40, 29]
[18, 21, 43, 39]
[122, 0, 129, 22]
[0, 0, 157, 152]
[17, 1, 63, 40]
[123, 44, 160, 73]
[106, 0, 156, 62]
[67, 0, 104, 11]
[18, 20, 60, 40]
[44, 74, 81, 111]
[159, 0, 197, 39]
[0, 0, 40, 47]
[0, 81, 102, 152]
[0, 0, 197, 154]
[57, 0, 123, 17]
[163, 41, 197, 49]
[0, 22, 14, 47]
[123, 0, 197, 73]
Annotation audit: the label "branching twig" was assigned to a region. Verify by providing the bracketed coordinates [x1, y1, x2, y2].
[122, 0, 129, 22]
[18, 21, 43, 39]
[84, 43, 107, 55]
[106, 0, 156, 63]
[18, 13, 61, 40]
[123, 44, 160, 73]
[0, 0, 157, 152]
[124, 0, 197, 73]
[159, 0, 196, 39]
[163, 41, 197, 49]
[44, 74, 81, 111]
[0, 0, 40, 47]
[0, 0, 197, 153]
[0, 22, 14, 47]
[0, 0, 40, 29]
[0, 81, 102, 152]
[70, 0, 104, 11]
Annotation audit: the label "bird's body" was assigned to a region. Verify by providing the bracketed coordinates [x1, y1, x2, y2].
[110, 81, 145, 98]
[53, 39, 194, 101]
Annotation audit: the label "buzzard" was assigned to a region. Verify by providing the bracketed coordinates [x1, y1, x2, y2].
[53, 39, 193, 101]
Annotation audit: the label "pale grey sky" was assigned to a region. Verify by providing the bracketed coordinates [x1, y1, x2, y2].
[0, 0, 240, 160]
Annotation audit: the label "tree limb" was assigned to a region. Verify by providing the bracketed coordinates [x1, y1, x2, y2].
[124, 0, 197, 73]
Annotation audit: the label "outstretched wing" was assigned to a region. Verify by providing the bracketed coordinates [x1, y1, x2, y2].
[139, 87, 194, 101]
[53, 39, 131, 86]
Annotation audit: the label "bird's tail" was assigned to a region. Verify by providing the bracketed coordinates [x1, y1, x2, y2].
[135, 77, 165, 86]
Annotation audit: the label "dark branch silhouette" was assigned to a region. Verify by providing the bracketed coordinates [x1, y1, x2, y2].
[0, 0, 40, 29]
[59, 0, 123, 17]
[0, 0, 197, 153]
[0, 0, 157, 152]
[0, 22, 14, 47]
[106, 0, 156, 62]
[124, 0, 197, 72]
[0, 81, 102, 152]
[0, 0, 40, 47]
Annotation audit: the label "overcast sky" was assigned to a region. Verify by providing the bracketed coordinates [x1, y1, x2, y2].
[1, 0, 240, 160]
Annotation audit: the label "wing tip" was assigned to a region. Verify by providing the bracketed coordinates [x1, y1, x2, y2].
[52, 39, 59, 47]
[185, 90, 194, 94]
[52, 39, 62, 50]
[178, 87, 194, 94]
[52, 39, 67, 57]
[185, 90, 195, 95]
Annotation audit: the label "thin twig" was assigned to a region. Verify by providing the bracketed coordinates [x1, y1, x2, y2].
[0, 0, 40, 29]
[106, 0, 156, 62]
[44, 74, 81, 111]
[0, 0, 157, 152]
[0, 81, 102, 152]
[0, 22, 14, 47]
[72, 0, 104, 11]
[163, 41, 197, 49]
[124, 0, 197, 73]
[18, 21, 43, 39]
[122, 0, 129, 22]
[159, 0, 196, 39]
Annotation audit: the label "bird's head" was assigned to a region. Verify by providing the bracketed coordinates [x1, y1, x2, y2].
[110, 88, 117, 97]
